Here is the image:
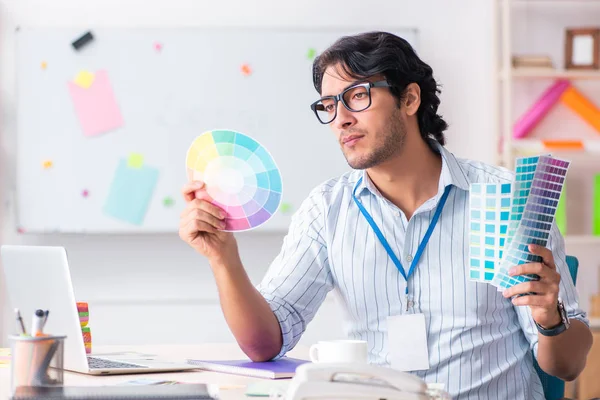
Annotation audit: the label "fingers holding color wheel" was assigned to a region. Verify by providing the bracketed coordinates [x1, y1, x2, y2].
[185, 130, 282, 231]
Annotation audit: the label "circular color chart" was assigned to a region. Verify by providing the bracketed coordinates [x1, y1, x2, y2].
[185, 129, 283, 232]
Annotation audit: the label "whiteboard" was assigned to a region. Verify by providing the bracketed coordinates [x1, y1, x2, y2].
[15, 27, 418, 233]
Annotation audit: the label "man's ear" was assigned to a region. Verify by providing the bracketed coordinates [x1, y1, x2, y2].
[403, 83, 421, 116]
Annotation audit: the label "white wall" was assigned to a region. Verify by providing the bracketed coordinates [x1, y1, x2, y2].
[5, 0, 594, 351]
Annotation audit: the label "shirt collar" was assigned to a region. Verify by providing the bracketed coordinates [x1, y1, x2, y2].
[353, 140, 470, 199]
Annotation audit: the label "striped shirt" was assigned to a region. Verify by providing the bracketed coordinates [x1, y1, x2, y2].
[257, 143, 588, 399]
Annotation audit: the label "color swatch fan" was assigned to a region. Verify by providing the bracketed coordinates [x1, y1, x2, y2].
[186, 130, 283, 232]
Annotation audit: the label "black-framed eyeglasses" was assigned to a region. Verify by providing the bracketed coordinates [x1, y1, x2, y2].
[310, 80, 392, 124]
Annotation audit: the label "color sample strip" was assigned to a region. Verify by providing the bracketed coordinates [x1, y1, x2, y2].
[185, 130, 282, 232]
[469, 183, 512, 283]
[491, 156, 569, 290]
[505, 156, 539, 251]
[555, 184, 567, 235]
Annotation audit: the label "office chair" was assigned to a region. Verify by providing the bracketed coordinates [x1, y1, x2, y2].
[534, 255, 579, 400]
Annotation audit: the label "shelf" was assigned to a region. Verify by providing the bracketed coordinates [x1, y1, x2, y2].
[504, 0, 600, 7]
[590, 318, 600, 329]
[511, 139, 600, 153]
[500, 69, 600, 80]
[565, 235, 600, 245]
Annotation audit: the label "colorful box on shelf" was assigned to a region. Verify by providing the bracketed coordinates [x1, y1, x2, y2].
[561, 87, 600, 133]
[513, 80, 600, 139]
[513, 80, 569, 139]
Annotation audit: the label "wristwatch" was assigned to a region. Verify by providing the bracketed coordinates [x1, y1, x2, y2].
[535, 298, 570, 337]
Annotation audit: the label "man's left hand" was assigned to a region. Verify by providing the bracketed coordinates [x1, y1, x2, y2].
[502, 244, 562, 329]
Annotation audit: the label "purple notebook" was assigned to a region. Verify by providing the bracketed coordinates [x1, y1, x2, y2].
[186, 357, 309, 379]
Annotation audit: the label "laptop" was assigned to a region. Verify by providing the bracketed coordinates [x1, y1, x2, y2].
[1, 245, 198, 375]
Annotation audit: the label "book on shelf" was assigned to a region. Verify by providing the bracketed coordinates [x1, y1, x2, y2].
[512, 54, 554, 69]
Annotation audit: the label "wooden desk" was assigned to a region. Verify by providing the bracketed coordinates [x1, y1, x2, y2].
[0, 343, 309, 400]
[576, 320, 600, 399]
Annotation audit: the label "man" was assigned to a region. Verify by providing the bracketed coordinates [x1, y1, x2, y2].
[179, 31, 592, 398]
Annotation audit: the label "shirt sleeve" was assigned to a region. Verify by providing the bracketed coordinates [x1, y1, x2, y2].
[514, 221, 589, 357]
[256, 191, 334, 359]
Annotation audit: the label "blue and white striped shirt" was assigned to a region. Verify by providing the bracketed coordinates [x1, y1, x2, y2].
[257, 143, 588, 399]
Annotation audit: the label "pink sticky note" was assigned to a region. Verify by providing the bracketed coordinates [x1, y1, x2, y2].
[68, 70, 124, 137]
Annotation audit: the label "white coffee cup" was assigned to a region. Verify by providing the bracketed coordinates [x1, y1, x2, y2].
[309, 340, 368, 363]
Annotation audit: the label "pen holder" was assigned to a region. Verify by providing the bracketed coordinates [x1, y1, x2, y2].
[9, 335, 66, 395]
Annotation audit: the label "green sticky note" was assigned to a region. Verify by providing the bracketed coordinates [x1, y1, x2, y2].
[103, 159, 159, 225]
[307, 48, 316, 60]
[163, 197, 175, 207]
[127, 153, 144, 169]
[280, 202, 292, 214]
[594, 174, 600, 236]
[555, 185, 567, 235]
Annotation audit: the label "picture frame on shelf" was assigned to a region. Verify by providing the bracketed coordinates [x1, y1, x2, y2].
[565, 27, 600, 70]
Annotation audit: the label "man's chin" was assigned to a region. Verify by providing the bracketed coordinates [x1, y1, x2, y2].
[345, 157, 373, 170]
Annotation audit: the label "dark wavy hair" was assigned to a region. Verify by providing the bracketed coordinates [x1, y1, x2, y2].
[312, 31, 447, 146]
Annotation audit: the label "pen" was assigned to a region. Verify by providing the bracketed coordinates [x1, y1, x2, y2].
[32, 309, 45, 336]
[15, 308, 27, 335]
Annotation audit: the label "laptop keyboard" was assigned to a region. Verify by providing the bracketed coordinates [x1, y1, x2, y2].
[87, 356, 149, 370]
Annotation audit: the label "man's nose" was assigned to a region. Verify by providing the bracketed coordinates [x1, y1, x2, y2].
[334, 103, 356, 130]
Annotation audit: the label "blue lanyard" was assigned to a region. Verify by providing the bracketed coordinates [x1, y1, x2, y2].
[352, 179, 452, 300]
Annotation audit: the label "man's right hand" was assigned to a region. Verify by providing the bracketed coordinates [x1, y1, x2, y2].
[179, 180, 237, 263]
[179, 181, 283, 362]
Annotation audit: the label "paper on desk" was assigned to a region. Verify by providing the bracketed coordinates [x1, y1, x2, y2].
[0, 348, 10, 368]
[118, 378, 184, 386]
[68, 69, 124, 137]
[246, 380, 290, 397]
[103, 158, 159, 225]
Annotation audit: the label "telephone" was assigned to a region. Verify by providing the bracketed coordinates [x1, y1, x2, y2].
[286, 363, 450, 400]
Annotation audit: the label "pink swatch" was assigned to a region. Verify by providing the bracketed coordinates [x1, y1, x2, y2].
[513, 80, 570, 139]
[154, 42, 163, 52]
[68, 70, 124, 137]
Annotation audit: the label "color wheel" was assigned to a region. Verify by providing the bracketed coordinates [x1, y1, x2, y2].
[186, 129, 282, 232]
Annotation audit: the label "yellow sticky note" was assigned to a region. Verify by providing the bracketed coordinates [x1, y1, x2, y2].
[42, 160, 53, 169]
[74, 70, 95, 89]
[127, 153, 144, 169]
[41, 61, 48, 70]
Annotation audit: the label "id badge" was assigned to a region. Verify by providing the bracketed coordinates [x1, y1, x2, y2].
[387, 313, 430, 371]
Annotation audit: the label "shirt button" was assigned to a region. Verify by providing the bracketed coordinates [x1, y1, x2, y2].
[406, 254, 413, 262]
[394, 211, 400, 217]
